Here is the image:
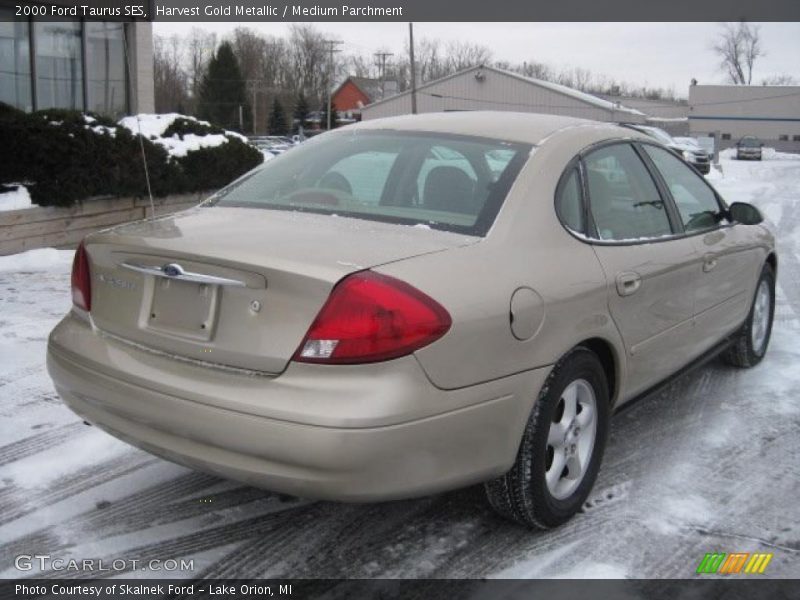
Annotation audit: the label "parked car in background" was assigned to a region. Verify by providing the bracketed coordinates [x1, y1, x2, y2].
[736, 136, 764, 161]
[627, 125, 711, 174]
[48, 112, 775, 529]
[249, 135, 298, 156]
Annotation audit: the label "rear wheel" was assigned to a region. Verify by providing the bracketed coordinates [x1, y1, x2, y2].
[723, 263, 775, 368]
[485, 347, 610, 528]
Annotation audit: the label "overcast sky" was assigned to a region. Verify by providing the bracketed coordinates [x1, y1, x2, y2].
[153, 22, 800, 96]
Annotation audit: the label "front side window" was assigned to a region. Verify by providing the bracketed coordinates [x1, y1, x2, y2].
[584, 143, 672, 241]
[211, 130, 531, 236]
[642, 144, 723, 232]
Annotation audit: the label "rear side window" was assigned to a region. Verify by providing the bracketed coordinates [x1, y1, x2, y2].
[642, 144, 722, 232]
[211, 131, 531, 237]
[584, 143, 672, 241]
[556, 168, 584, 233]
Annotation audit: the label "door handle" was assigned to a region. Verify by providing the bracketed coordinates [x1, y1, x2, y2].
[616, 272, 642, 297]
[703, 253, 718, 273]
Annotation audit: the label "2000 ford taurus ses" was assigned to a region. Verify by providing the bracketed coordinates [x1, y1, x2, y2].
[47, 112, 776, 528]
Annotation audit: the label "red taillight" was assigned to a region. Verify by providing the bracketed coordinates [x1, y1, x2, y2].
[71, 241, 92, 312]
[293, 271, 451, 364]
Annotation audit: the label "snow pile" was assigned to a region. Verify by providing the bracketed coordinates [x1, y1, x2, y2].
[0, 248, 74, 273]
[117, 113, 247, 159]
[0, 184, 33, 211]
[83, 114, 116, 137]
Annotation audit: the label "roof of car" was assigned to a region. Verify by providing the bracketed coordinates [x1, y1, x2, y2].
[344, 111, 634, 146]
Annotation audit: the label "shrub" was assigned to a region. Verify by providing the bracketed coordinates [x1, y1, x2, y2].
[175, 137, 263, 193]
[163, 116, 224, 138]
[0, 108, 262, 207]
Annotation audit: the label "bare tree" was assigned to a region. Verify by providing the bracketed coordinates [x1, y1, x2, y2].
[286, 24, 329, 103]
[185, 27, 217, 109]
[713, 22, 764, 84]
[443, 41, 493, 73]
[153, 34, 189, 113]
[760, 74, 798, 86]
[344, 53, 374, 79]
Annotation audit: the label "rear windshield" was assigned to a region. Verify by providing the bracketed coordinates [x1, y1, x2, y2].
[740, 137, 760, 147]
[209, 130, 532, 236]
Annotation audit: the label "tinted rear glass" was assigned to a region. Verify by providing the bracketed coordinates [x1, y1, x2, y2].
[209, 130, 531, 236]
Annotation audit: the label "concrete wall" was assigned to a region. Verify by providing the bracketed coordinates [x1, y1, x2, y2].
[0, 193, 205, 255]
[363, 67, 647, 124]
[688, 85, 800, 152]
[128, 22, 155, 114]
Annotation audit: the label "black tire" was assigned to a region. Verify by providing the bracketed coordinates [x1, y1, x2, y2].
[722, 263, 775, 368]
[485, 347, 610, 528]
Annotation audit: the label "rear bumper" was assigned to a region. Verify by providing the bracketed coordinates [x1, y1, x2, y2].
[47, 313, 548, 501]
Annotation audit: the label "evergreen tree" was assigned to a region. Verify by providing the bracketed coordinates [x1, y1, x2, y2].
[268, 98, 287, 135]
[197, 42, 250, 132]
[293, 93, 310, 132]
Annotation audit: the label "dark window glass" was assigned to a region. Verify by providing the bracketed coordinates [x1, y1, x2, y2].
[0, 10, 32, 111]
[779, 135, 789, 141]
[212, 131, 531, 236]
[722, 133, 731, 140]
[584, 144, 671, 241]
[556, 168, 584, 233]
[643, 144, 722, 232]
[86, 22, 127, 118]
[34, 21, 83, 110]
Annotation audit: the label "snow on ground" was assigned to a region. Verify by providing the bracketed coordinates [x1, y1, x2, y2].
[0, 247, 72, 273]
[117, 113, 248, 159]
[0, 185, 33, 212]
[0, 153, 798, 580]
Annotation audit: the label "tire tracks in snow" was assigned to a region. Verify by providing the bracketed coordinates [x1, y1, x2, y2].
[0, 422, 84, 466]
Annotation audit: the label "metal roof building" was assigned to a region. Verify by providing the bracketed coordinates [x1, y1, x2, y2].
[688, 84, 800, 152]
[361, 65, 647, 124]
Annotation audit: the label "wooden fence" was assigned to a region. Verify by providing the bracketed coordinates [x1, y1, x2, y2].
[0, 193, 207, 256]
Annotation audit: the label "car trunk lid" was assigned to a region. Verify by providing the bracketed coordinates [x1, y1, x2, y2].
[85, 206, 475, 374]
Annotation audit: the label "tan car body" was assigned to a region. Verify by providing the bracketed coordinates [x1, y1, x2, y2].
[47, 112, 775, 501]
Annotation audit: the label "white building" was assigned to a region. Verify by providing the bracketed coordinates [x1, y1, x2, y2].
[688, 84, 800, 152]
[361, 65, 647, 124]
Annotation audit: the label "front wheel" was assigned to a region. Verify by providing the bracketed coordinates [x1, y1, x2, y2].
[722, 263, 775, 368]
[485, 347, 610, 528]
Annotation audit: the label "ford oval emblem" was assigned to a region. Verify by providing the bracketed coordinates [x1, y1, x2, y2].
[162, 263, 184, 278]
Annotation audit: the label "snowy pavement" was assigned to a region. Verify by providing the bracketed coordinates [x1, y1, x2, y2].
[1, 155, 799, 579]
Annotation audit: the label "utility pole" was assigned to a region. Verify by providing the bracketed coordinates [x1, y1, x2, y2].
[408, 23, 417, 114]
[374, 52, 394, 99]
[247, 80, 259, 135]
[324, 39, 343, 130]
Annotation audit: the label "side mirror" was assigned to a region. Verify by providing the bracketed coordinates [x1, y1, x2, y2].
[728, 202, 763, 225]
